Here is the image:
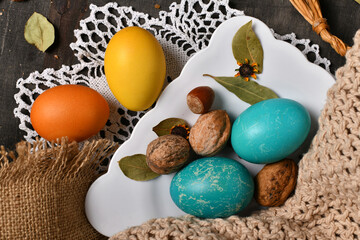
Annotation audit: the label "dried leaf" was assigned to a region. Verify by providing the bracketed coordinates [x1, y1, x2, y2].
[24, 12, 55, 52]
[118, 154, 160, 181]
[153, 118, 187, 137]
[355, 0, 360, 4]
[204, 74, 278, 105]
[232, 21, 263, 73]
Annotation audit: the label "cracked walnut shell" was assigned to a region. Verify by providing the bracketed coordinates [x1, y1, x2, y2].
[189, 110, 231, 156]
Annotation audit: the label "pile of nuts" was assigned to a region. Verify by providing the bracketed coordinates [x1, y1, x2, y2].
[146, 86, 231, 174]
[145, 85, 298, 207]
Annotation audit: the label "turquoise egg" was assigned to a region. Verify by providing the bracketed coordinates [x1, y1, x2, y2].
[231, 98, 311, 164]
[170, 157, 254, 218]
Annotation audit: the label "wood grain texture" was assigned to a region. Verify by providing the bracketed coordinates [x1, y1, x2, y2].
[0, 0, 359, 150]
[44, 0, 88, 68]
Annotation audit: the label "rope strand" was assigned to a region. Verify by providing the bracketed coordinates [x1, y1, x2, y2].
[289, 0, 350, 56]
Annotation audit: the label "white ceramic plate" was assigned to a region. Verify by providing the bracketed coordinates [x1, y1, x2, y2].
[85, 16, 334, 237]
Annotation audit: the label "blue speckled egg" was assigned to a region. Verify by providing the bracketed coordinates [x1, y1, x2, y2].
[170, 157, 254, 218]
[231, 98, 311, 164]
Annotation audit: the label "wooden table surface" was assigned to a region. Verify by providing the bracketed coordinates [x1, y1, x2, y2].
[0, 0, 359, 150]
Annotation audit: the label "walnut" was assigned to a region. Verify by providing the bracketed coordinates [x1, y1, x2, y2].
[254, 158, 298, 207]
[146, 135, 190, 174]
[189, 110, 231, 156]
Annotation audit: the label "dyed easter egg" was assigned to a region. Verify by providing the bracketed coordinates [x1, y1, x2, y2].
[104, 26, 166, 111]
[170, 157, 254, 218]
[231, 98, 311, 164]
[30, 85, 109, 142]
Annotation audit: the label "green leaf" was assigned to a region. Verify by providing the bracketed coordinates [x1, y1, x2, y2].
[153, 118, 187, 137]
[118, 154, 160, 181]
[232, 20, 264, 73]
[24, 12, 55, 52]
[204, 74, 277, 105]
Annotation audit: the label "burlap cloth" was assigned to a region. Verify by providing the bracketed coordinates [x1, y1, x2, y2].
[0, 31, 359, 239]
[110, 31, 360, 239]
[0, 139, 118, 240]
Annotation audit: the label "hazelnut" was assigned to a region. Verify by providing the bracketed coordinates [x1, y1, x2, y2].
[187, 86, 215, 114]
[254, 158, 298, 207]
[189, 110, 231, 156]
[146, 135, 190, 174]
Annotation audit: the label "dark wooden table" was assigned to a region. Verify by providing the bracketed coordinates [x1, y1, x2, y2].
[0, 0, 359, 150]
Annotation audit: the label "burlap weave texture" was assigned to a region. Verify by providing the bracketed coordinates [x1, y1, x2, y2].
[110, 30, 360, 240]
[0, 139, 118, 240]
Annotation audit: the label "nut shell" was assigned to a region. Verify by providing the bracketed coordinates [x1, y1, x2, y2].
[146, 135, 190, 174]
[187, 86, 215, 114]
[189, 110, 231, 156]
[254, 158, 298, 207]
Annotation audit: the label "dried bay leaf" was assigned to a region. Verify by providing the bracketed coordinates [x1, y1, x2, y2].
[153, 118, 187, 137]
[24, 12, 55, 52]
[204, 74, 278, 105]
[232, 21, 263, 73]
[118, 154, 160, 181]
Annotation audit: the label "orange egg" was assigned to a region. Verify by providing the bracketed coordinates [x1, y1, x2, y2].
[30, 85, 109, 142]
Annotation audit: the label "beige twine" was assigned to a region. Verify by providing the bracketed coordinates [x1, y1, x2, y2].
[0, 138, 118, 240]
[111, 30, 360, 239]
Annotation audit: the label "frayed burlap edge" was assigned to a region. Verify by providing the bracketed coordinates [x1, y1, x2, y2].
[111, 30, 360, 240]
[0, 138, 118, 240]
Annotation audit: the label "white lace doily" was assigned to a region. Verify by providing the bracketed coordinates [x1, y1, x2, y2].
[14, 0, 331, 169]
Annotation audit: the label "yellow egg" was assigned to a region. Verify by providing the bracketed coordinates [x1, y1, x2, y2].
[104, 26, 166, 111]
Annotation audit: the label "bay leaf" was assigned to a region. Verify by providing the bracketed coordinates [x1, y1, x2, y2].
[24, 12, 55, 52]
[204, 74, 278, 105]
[232, 20, 264, 73]
[118, 154, 160, 181]
[153, 118, 187, 137]
[355, 0, 360, 3]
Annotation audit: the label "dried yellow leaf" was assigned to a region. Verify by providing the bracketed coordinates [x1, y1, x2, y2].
[24, 12, 55, 52]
